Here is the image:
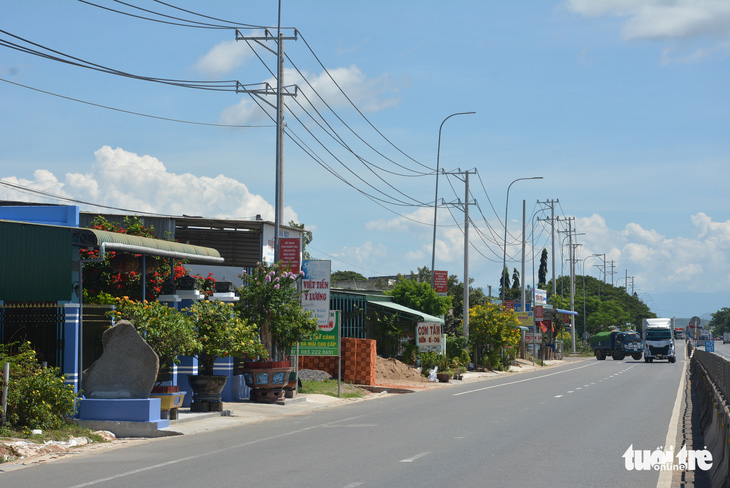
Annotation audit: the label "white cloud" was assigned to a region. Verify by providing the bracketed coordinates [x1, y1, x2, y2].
[575, 213, 730, 293]
[0, 146, 297, 222]
[567, 0, 730, 56]
[193, 39, 254, 78]
[220, 65, 401, 125]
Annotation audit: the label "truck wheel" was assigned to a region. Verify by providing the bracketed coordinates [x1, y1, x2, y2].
[669, 357, 676, 363]
[595, 350, 603, 360]
[632, 354, 642, 360]
[644, 358, 649, 363]
[612, 354, 624, 360]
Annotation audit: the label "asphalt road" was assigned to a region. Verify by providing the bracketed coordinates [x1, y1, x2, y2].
[1, 350, 687, 488]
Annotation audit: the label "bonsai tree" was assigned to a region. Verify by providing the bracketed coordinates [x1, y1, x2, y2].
[184, 299, 268, 375]
[235, 262, 318, 361]
[111, 296, 199, 379]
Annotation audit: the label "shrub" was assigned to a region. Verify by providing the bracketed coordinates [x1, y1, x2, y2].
[0, 342, 78, 430]
[110, 297, 199, 376]
[184, 299, 268, 375]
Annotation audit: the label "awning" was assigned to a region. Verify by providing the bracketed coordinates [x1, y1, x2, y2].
[556, 308, 579, 316]
[366, 299, 445, 325]
[77, 228, 224, 263]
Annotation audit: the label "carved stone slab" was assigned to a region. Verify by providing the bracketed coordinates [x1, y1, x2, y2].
[82, 320, 159, 399]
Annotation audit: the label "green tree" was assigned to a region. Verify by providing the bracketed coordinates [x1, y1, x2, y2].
[386, 277, 452, 317]
[110, 297, 199, 377]
[499, 266, 511, 299]
[510, 268, 521, 299]
[331, 270, 367, 282]
[709, 307, 730, 335]
[184, 299, 267, 375]
[235, 262, 318, 360]
[468, 303, 521, 370]
[538, 249, 548, 289]
[288, 220, 312, 259]
[446, 274, 490, 336]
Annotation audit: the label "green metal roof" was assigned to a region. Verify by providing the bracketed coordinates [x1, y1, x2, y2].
[82, 228, 224, 263]
[366, 299, 445, 325]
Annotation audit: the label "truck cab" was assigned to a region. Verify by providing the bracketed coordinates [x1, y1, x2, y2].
[642, 318, 676, 363]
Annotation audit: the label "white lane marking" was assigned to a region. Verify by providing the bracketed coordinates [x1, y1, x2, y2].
[567, 390, 574, 394]
[656, 353, 688, 488]
[344, 483, 364, 488]
[400, 451, 430, 463]
[555, 395, 564, 398]
[67, 414, 374, 487]
[453, 362, 597, 396]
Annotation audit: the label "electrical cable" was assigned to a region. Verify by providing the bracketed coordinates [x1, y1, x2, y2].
[0, 77, 274, 128]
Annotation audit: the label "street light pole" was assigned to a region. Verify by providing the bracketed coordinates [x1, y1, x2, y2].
[431, 111, 475, 289]
[502, 176, 543, 302]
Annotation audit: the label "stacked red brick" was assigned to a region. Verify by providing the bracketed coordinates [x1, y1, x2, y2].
[297, 337, 376, 385]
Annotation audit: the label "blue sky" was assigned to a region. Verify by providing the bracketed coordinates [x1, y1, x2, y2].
[1, 1, 729, 319]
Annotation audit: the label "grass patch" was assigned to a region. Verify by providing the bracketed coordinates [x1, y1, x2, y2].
[298, 380, 368, 399]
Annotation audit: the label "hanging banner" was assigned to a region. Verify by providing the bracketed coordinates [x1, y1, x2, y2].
[293, 310, 340, 356]
[301, 260, 331, 327]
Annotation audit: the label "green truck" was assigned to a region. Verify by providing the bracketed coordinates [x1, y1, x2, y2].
[590, 330, 643, 360]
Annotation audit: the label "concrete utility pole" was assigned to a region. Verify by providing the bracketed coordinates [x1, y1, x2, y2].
[536, 199, 559, 299]
[521, 200, 526, 310]
[443, 169, 476, 340]
[236, 22, 297, 261]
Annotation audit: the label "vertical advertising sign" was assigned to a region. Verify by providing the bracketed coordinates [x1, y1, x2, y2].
[534, 289, 547, 305]
[279, 238, 301, 274]
[433, 270, 448, 296]
[417, 322, 442, 353]
[301, 260, 331, 327]
[292, 310, 340, 356]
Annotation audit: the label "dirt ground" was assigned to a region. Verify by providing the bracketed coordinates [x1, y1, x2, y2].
[375, 357, 433, 388]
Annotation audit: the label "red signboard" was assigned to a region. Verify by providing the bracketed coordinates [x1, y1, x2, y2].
[535, 305, 543, 320]
[279, 238, 301, 274]
[433, 270, 448, 294]
[503, 300, 514, 311]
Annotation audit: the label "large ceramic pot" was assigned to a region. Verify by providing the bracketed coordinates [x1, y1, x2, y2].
[187, 375, 227, 412]
[242, 361, 293, 404]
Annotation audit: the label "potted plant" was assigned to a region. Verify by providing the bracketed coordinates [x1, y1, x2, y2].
[184, 299, 267, 411]
[109, 297, 199, 416]
[235, 262, 318, 403]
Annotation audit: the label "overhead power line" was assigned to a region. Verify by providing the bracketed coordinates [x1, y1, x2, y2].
[0, 77, 273, 128]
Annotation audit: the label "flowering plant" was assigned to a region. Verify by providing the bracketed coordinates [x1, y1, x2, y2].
[184, 299, 268, 375]
[82, 216, 170, 302]
[235, 262, 318, 361]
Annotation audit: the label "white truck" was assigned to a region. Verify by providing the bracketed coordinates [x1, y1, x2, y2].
[723, 332, 730, 344]
[642, 318, 676, 363]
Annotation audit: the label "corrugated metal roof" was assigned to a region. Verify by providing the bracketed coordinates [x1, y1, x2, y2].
[82, 228, 223, 263]
[366, 299, 445, 325]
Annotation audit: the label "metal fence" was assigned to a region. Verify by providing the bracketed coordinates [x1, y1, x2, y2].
[694, 348, 729, 402]
[0, 301, 65, 368]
